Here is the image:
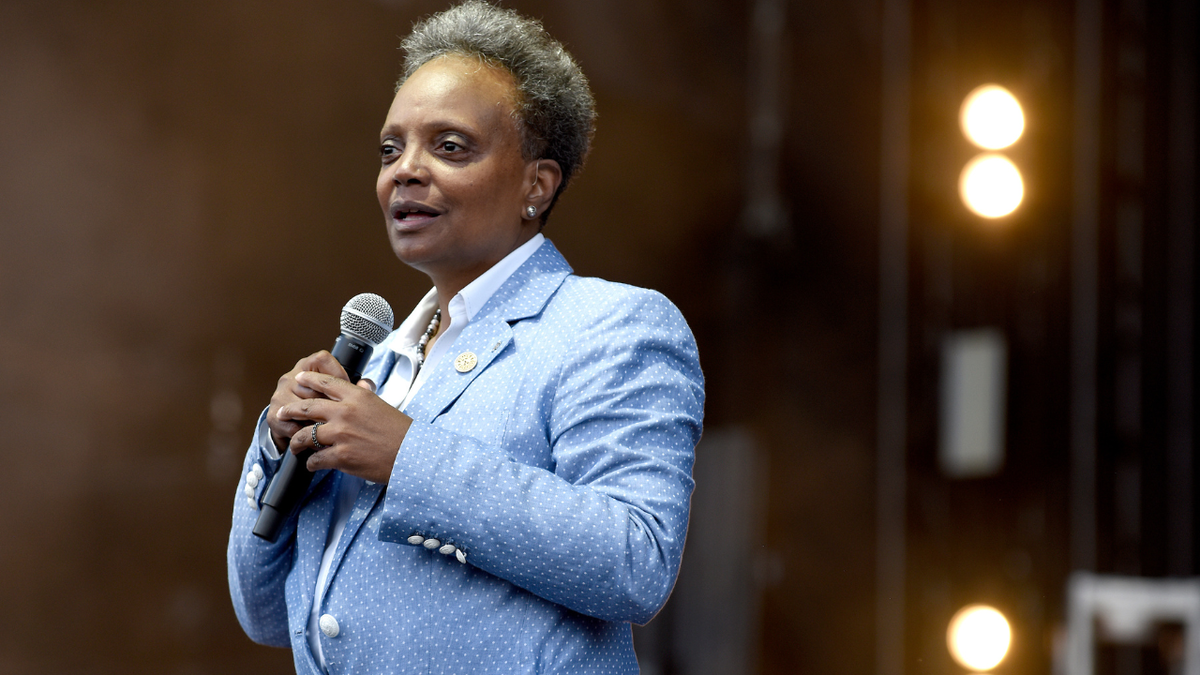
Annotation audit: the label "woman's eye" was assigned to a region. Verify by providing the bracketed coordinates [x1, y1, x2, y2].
[380, 143, 399, 160]
[441, 140, 463, 153]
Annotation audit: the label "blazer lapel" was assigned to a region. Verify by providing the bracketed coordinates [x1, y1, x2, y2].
[323, 481, 386, 583]
[402, 320, 513, 423]
[360, 348, 397, 390]
[294, 468, 338, 596]
[403, 239, 573, 424]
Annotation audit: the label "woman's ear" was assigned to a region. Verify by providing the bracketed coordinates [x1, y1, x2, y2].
[524, 159, 563, 219]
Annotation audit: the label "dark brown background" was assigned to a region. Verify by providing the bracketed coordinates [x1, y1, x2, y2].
[0, 0, 1194, 673]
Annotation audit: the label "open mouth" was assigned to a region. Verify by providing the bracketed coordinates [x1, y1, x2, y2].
[393, 207, 439, 221]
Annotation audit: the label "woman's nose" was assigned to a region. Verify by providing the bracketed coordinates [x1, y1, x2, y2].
[392, 147, 429, 186]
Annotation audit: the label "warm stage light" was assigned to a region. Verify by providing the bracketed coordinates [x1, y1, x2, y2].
[947, 605, 1012, 671]
[960, 85, 1025, 150]
[960, 153, 1024, 218]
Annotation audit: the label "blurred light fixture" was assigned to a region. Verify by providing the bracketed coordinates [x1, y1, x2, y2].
[947, 604, 1012, 671]
[960, 85, 1025, 150]
[959, 153, 1024, 218]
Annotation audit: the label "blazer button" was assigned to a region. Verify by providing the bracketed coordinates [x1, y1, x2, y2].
[246, 472, 260, 488]
[439, 543, 456, 555]
[423, 538, 441, 550]
[407, 535, 425, 546]
[319, 614, 340, 638]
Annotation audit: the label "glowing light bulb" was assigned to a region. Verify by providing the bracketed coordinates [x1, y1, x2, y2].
[961, 85, 1025, 150]
[947, 604, 1012, 672]
[960, 153, 1024, 218]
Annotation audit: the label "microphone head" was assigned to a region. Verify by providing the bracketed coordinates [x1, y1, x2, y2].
[340, 293, 394, 346]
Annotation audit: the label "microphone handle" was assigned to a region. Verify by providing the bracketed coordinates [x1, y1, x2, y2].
[251, 334, 373, 542]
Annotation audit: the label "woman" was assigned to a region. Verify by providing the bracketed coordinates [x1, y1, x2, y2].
[227, 3, 704, 673]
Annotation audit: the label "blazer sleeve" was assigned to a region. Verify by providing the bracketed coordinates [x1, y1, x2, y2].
[225, 409, 299, 647]
[378, 288, 704, 625]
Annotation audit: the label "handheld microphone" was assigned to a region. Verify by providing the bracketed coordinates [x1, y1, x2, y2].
[252, 293, 395, 542]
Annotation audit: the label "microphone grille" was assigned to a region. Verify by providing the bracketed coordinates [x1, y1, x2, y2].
[340, 293, 395, 346]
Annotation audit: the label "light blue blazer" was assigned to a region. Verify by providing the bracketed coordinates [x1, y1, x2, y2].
[228, 241, 705, 674]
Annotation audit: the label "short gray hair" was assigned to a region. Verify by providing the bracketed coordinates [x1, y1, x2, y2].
[398, 1, 596, 221]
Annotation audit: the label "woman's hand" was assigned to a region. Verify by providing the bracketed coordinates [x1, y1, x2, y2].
[275, 370, 413, 485]
[266, 351, 352, 453]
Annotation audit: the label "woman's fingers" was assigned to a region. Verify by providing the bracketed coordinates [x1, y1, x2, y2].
[289, 352, 350, 398]
[296, 351, 350, 379]
[277, 395, 337, 424]
[266, 352, 353, 451]
[271, 365, 410, 483]
[294, 370, 359, 401]
[278, 384, 411, 484]
[288, 419, 331, 455]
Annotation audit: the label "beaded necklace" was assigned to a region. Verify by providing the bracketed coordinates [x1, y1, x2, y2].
[415, 308, 442, 369]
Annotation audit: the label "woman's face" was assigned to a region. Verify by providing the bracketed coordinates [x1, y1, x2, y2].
[376, 54, 536, 289]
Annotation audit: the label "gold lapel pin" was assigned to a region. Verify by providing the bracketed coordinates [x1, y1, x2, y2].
[454, 351, 478, 373]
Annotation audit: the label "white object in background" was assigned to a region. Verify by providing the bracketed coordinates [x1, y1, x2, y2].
[1065, 573, 1200, 675]
[940, 328, 1008, 478]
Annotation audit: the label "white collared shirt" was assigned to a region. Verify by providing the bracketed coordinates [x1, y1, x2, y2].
[307, 233, 545, 670]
